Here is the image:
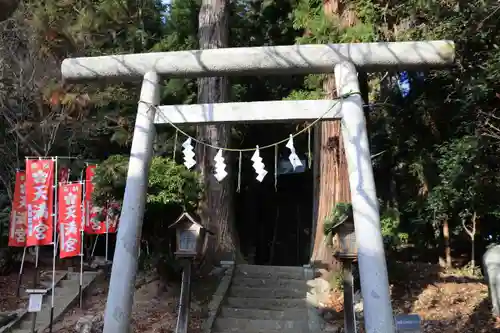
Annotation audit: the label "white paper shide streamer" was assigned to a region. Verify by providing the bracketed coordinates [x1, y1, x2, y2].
[182, 138, 196, 169]
[213, 149, 228, 181]
[251, 146, 268, 182]
[286, 135, 303, 170]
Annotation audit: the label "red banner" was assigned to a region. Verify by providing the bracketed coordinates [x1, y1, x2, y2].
[84, 165, 106, 234]
[58, 183, 83, 258]
[8, 171, 27, 247]
[105, 201, 121, 233]
[58, 167, 70, 183]
[26, 159, 54, 246]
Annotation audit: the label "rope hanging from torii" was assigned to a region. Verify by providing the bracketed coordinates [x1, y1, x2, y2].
[140, 91, 361, 184]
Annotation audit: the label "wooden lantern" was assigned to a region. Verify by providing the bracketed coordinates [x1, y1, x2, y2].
[331, 212, 357, 261]
[169, 212, 212, 259]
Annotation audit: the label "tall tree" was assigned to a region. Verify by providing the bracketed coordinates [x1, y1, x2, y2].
[310, 0, 356, 266]
[197, 0, 240, 262]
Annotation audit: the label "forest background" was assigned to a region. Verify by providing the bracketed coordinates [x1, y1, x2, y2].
[0, 0, 499, 276]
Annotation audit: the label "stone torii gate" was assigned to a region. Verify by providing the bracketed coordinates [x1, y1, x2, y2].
[61, 40, 455, 333]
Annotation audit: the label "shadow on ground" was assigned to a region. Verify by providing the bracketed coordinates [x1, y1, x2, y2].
[387, 261, 497, 333]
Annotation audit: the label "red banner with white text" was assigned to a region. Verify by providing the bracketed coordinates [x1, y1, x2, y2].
[8, 171, 27, 247]
[84, 165, 106, 234]
[58, 182, 83, 258]
[26, 159, 54, 246]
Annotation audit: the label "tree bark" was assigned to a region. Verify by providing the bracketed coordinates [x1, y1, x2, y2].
[197, 0, 240, 263]
[310, 0, 353, 268]
[462, 211, 477, 268]
[443, 218, 452, 268]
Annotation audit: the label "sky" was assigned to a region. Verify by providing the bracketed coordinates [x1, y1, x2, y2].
[160, 0, 170, 21]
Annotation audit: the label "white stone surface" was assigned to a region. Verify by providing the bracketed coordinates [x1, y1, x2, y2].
[103, 72, 160, 333]
[336, 62, 394, 333]
[61, 40, 455, 81]
[155, 99, 342, 125]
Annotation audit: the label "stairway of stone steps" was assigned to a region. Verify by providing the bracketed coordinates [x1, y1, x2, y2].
[7, 271, 99, 333]
[212, 264, 314, 333]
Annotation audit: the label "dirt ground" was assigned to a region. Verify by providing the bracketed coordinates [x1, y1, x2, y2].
[324, 262, 499, 333]
[0, 266, 32, 312]
[0, 264, 220, 333]
[2, 262, 499, 332]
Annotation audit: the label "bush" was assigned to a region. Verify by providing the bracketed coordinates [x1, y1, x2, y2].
[92, 154, 200, 210]
[380, 207, 408, 251]
[92, 155, 201, 279]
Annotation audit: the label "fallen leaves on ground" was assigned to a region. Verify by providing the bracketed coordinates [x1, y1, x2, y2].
[1, 266, 219, 333]
[0, 266, 35, 312]
[322, 262, 500, 333]
[51, 271, 218, 333]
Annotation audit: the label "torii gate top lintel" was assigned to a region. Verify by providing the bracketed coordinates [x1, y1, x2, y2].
[61, 40, 455, 82]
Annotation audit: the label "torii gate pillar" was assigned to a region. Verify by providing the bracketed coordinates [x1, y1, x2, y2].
[61, 41, 455, 333]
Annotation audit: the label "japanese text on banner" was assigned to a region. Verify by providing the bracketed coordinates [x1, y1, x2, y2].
[8, 171, 27, 247]
[26, 159, 54, 246]
[58, 183, 83, 258]
[84, 165, 106, 234]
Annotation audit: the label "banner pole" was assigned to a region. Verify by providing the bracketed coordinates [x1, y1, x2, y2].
[79, 179, 85, 309]
[33, 246, 39, 287]
[105, 202, 109, 262]
[91, 235, 99, 258]
[49, 157, 58, 333]
[29, 158, 40, 291]
[30, 246, 39, 333]
[16, 246, 27, 297]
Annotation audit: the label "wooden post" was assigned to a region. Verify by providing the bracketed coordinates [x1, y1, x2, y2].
[175, 260, 192, 333]
[343, 259, 356, 333]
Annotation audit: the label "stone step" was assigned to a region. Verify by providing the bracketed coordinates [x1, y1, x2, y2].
[220, 307, 307, 320]
[229, 286, 305, 299]
[214, 318, 307, 332]
[225, 297, 305, 311]
[59, 279, 80, 289]
[231, 276, 309, 290]
[235, 265, 305, 280]
[214, 329, 283, 333]
[11, 271, 100, 333]
[39, 271, 67, 289]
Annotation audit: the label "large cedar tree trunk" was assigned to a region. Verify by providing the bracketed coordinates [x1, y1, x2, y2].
[197, 0, 240, 263]
[310, 0, 355, 267]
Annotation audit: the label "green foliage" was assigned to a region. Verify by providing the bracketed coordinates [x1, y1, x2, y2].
[147, 156, 200, 208]
[426, 135, 500, 238]
[90, 154, 201, 277]
[323, 202, 353, 236]
[288, 0, 500, 256]
[92, 155, 201, 211]
[329, 268, 345, 291]
[0, 206, 10, 247]
[380, 207, 408, 249]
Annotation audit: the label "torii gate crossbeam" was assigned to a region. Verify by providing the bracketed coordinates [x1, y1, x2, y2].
[61, 41, 455, 333]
